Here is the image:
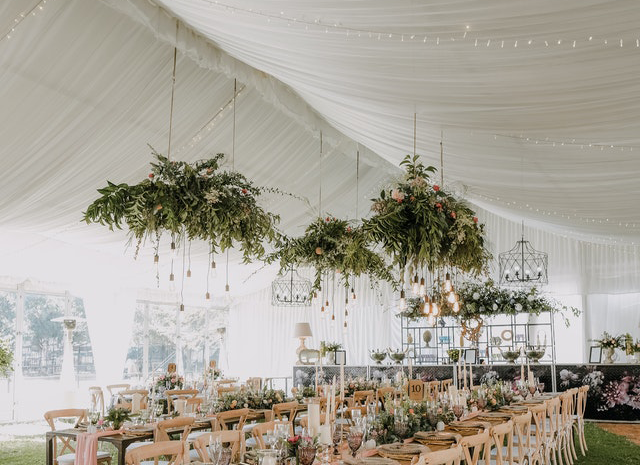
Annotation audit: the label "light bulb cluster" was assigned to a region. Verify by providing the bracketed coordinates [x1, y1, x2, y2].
[398, 271, 461, 325]
[2, 0, 52, 42]
[204, 1, 638, 50]
[493, 133, 640, 152]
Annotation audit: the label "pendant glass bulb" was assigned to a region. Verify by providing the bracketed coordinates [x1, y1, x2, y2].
[419, 277, 425, 296]
[351, 288, 356, 300]
[170, 241, 177, 259]
[447, 291, 456, 304]
[453, 301, 460, 313]
[412, 280, 420, 295]
[444, 272, 452, 292]
[432, 302, 439, 316]
[427, 315, 435, 326]
[399, 289, 406, 310]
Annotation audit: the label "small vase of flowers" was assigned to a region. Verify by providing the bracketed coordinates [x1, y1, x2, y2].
[594, 332, 622, 364]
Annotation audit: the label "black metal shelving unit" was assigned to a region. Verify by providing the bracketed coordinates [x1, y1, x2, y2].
[400, 312, 556, 366]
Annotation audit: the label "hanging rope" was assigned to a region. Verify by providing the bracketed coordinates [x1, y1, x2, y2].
[166, 22, 179, 161]
[440, 130, 444, 186]
[355, 148, 360, 219]
[318, 132, 323, 216]
[413, 113, 417, 157]
[232, 78, 237, 170]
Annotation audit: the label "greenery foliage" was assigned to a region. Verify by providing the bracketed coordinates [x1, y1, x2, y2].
[105, 407, 130, 430]
[83, 150, 279, 262]
[436, 280, 580, 325]
[270, 216, 395, 293]
[218, 388, 285, 411]
[320, 341, 342, 356]
[0, 339, 13, 378]
[363, 155, 491, 275]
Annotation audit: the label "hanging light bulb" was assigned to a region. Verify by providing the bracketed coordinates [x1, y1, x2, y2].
[453, 301, 460, 313]
[331, 313, 336, 329]
[344, 296, 349, 317]
[444, 272, 452, 292]
[205, 291, 211, 300]
[170, 241, 177, 259]
[351, 287, 356, 300]
[211, 259, 218, 278]
[224, 283, 231, 304]
[447, 291, 456, 304]
[427, 314, 436, 326]
[432, 302, 439, 316]
[154, 254, 159, 264]
[320, 305, 325, 318]
[419, 277, 425, 296]
[343, 320, 348, 334]
[412, 275, 420, 295]
[399, 290, 406, 310]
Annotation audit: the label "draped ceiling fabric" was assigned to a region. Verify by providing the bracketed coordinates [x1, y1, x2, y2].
[0, 0, 640, 379]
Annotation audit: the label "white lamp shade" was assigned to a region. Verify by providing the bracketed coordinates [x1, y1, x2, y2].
[293, 322, 313, 338]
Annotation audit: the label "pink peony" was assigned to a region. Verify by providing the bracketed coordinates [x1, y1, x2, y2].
[433, 185, 440, 191]
[391, 189, 405, 202]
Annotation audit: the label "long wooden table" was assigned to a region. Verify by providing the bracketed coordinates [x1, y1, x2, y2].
[45, 409, 272, 465]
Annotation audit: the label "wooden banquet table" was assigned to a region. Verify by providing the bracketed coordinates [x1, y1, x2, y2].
[45, 409, 272, 465]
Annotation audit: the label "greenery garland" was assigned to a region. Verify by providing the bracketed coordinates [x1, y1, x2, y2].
[363, 155, 491, 275]
[0, 340, 13, 378]
[269, 216, 396, 293]
[83, 150, 279, 262]
[437, 280, 580, 325]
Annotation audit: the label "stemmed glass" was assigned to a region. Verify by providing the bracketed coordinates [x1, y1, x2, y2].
[347, 426, 364, 458]
[452, 404, 464, 421]
[537, 382, 545, 394]
[332, 424, 343, 456]
[208, 435, 222, 463]
[265, 431, 276, 449]
[298, 445, 317, 465]
[476, 396, 487, 411]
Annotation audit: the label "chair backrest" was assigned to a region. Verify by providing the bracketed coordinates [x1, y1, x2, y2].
[560, 391, 574, 427]
[376, 387, 398, 411]
[44, 409, 87, 459]
[193, 430, 245, 463]
[576, 385, 589, 418]
[426, 380, 442, 400]
[115, 389, 149, 411]
[273, 401, 299, 421]
[251, 421, 293, 449]
[489, 420, 513, 465]
[217, 408, 251, 431]
[125, 440, 186, 465]
[512, 411, 532, 464]
[415, 444, 463, 465]
[154, 416, 195, 442]
[246, 377, 262, 391]
[460, 429, 491, 465]
[165, 389, 199, 413]
[353, 390, 374, 406]
[441, 379, 453, 392]
[106, 384, 131, 397]
[528, 403, 548, 451]
[88, 386, 105, 416]
[217, 379, 237, 385]
[218, 386, 240, 395]
[185, 397, 203, 414]
[545, 397, 561, 435]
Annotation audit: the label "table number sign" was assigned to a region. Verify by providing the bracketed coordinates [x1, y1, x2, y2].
[408, 380, 424, 401]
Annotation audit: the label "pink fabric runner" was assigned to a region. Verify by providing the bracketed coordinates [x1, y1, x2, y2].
[75, 429, 120, 465]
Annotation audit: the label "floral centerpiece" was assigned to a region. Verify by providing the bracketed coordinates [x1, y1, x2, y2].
[363, 155, 491, 278]
[344, 378, 378, 397]
[594, 332, 622, 349]
[633, 341, 640, 354]
[270, 216, 395, 294]
[106, 407, 130, 430]
[219, 388, 285, 411]
[469, 383, 510, 411]
[205, 366, 223, 381]
[83, 151, 280, 263]
[154, 372, 184, 392]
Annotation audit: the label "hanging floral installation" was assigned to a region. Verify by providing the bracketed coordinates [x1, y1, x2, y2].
[269, 216, 396, 294]
[83, 150, 280, 262]
[363, 155, 491, 275]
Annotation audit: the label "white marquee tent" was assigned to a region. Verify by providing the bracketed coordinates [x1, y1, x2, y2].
[1, 0, 640, 418]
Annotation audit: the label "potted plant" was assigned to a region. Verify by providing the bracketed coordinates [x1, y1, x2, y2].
[320, 341, 342, 364]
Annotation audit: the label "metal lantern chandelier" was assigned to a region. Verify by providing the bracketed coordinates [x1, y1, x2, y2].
[499, 223, 548, 286]
[271, 267, 312, 306]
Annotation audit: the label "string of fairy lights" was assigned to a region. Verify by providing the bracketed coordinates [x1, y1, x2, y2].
[200, 0, 640, 50]
[1, 0, 52, 43]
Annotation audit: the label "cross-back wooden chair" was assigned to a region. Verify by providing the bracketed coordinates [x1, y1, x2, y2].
[460, 429, 491, 465]
[246, 377, 262, 391]
[350, 390, 374, 408]
[489, 420, 514, 465]
[106, 384, 130, 397]
[441, 378, 453, 392]
[125, 440, 186, 465]
[88, 386, 105, 416]
[154, 416, 195, 442]
[164, 389, 198, 414]
[273, 401, 299, 422]
[558, 391, 575, 465]
[375, 387, 400, 412]
[414, 444, 463, 465]
[185, 396, 203, 414]
[545, 397, 562, 465]
[251, 420, 294, 449]
[192, 430, 246, 463]
[115, 389, 149, 411]
[527, 403, 548, 465]
[216, 407, 251, 431]
[44, 409, 112, 465]
[425, 380, 442, 400]
[512, 411, 539, 465]
[573, 385, 589, 457]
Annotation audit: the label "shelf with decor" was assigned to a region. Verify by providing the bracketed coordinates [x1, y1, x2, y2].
[400, 311, 556, 366]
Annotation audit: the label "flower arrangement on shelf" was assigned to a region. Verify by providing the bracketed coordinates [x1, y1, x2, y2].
[320, 341, 342, 357]
[593, 332, 623, 349]
[105, 407, 130, 430]
[269, 216, 395, 294]
[632, 341, 640, 354]
[363, 155, 491, 277]
[435, 280, 580, 326]
[623, 333, 635, 356]
[447, 349, 460, 363]
[154, 372, 184, 392]
[83, 150, 280, 263]
[0, 339, 13, 378]
[397, 297, 426, 322]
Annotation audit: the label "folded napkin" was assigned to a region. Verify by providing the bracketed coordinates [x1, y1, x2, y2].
[75, 429, 121, 465]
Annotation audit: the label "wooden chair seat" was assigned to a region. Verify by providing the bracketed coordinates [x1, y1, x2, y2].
[124, 440, 186, 465]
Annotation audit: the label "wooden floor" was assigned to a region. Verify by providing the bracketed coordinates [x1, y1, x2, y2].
[597, 422, 640, 445]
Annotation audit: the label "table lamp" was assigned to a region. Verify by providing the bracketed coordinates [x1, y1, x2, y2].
[293, 322, 313, 365]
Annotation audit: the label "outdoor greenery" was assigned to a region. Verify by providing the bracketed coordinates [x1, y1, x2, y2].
[84, 150, 280, 263]
[0, 339, 13, 378]
[270, 216, 395, 293]
[363, 155, 491, 276]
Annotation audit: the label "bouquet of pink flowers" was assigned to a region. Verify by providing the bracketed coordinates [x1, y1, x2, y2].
[154, 372, 184, 392]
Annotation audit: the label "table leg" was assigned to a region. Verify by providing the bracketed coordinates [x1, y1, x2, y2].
[118, 442, 125, 465]
[45, 433, 53, 465]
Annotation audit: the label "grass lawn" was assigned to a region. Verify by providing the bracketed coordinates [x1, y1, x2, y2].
[0, 423, 639, 464]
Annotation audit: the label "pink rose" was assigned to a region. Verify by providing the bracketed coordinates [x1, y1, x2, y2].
[391, 189, 405, 202]
[433, 185, 440, 191]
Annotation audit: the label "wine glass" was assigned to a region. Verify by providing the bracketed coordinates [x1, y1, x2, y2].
[528, 385, 537, 396]
[265, 431, 276, 449]
[332, 424, 342, 456]
[347, 426, 364, 458]
[476, 396, 487, 411]
[298, 446, 317, 465]
[452, 404, 464, 421]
